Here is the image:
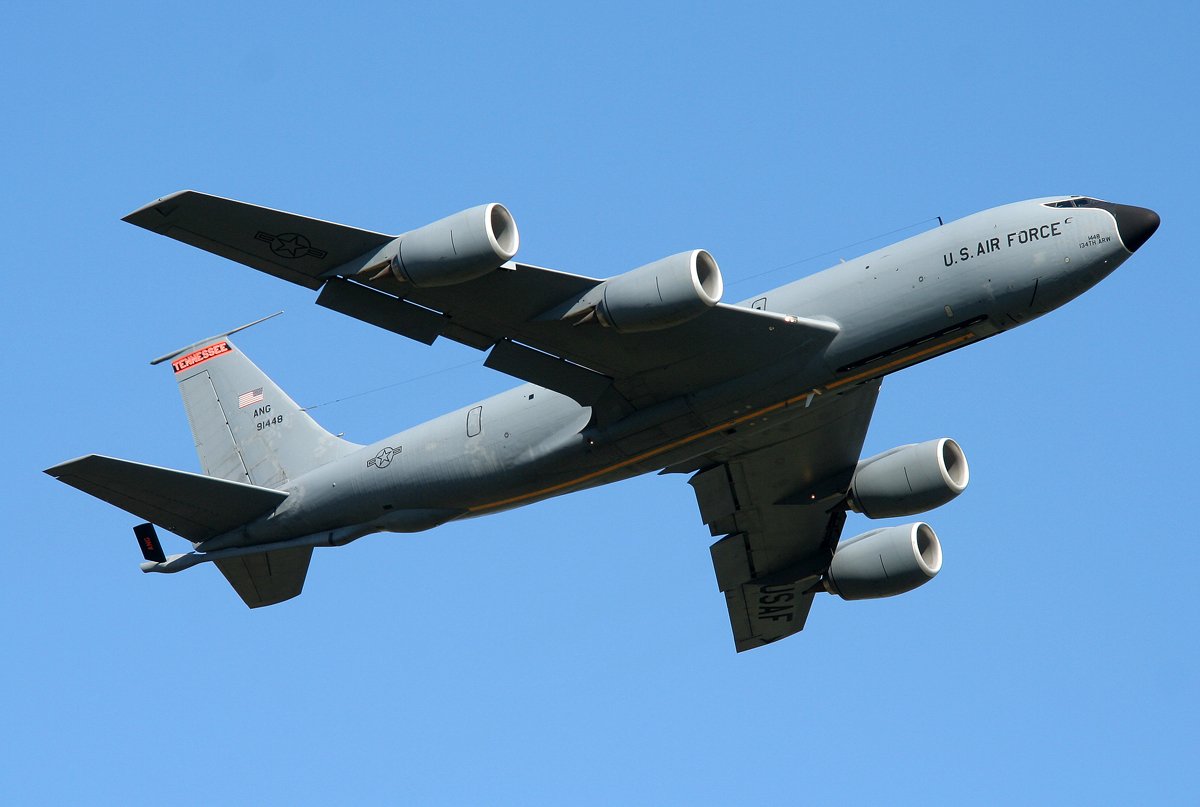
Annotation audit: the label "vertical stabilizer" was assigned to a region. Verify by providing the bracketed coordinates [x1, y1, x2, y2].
[156, 323, 359, 487]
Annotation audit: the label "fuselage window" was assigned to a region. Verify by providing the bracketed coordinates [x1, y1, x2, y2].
[467, 405, 482, 438]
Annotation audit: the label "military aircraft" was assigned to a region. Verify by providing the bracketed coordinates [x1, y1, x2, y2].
[46, 192, 1158, 650]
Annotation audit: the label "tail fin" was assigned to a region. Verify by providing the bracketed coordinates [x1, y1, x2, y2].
[154, 315, 360, 487]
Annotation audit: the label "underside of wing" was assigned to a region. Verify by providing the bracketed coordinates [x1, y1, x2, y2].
[125, 192, 841, 418]
[322, 270, 840, 414]
[124, 191, 396, 289]
[678, 380, 882, 651]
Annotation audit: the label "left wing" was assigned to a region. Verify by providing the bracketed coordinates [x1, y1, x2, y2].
[669, 380, 881, 651]
[125, 192, 839, 418]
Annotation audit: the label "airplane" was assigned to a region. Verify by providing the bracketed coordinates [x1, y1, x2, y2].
[46, 191, 1159, 651]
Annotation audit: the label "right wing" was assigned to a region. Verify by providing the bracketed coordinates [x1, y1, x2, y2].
[124, 192, 840, 419]
[668, 380, 882, 651]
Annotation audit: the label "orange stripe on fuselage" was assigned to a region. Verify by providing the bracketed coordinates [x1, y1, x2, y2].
[465, 331, 977, 514]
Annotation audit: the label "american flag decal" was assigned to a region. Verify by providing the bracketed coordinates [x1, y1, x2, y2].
[238, 388, 265, 408]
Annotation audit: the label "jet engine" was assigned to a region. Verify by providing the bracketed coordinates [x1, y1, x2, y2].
[594, 249, 724, 333]
[388, 203, 519, 287]
[848, 438, 969, 519]
[825, 522, 942, 600]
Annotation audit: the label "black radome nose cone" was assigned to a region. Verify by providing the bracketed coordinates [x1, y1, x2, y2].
[1111, 204, 1160, 253]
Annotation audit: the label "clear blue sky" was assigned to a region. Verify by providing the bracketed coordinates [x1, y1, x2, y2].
[3, 2, 1196, 804]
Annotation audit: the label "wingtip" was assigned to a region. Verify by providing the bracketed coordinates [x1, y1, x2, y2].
[121, 190, 195, 226]
[44, 454, 102, 477]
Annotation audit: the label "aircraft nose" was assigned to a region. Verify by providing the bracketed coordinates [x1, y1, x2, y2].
[1109, 203, 1160, 253]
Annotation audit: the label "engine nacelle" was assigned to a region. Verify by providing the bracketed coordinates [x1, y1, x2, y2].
[595, 249, 723, 333]
[848, 438, 969, 519]
[389, 203, 519, 287]
[826, 522, 942, 601]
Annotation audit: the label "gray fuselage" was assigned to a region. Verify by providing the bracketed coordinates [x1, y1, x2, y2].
[203, 197, 1142, 553]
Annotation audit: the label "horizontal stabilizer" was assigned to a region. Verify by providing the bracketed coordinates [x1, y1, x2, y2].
[45, 455, 288, 543]
[123, 190, 395, 289]
[216, 547, 313, 608]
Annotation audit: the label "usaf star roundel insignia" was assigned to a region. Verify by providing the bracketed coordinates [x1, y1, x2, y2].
[366, 446, 402, 469]
[254, 231, 329, 260]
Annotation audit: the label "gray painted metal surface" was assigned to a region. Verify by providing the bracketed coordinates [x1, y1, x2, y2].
[47, 193, 1159, 649]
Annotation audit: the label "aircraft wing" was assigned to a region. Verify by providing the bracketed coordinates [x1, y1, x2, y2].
[124, 192, 840, 417]
[322, 273, 836, 417]
[667, 380, 881, 651]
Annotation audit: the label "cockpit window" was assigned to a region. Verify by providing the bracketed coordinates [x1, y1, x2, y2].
[1045, 197, 1100, 208]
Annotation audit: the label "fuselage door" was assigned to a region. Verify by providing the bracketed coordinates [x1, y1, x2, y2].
[467, 405, 482, 438]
